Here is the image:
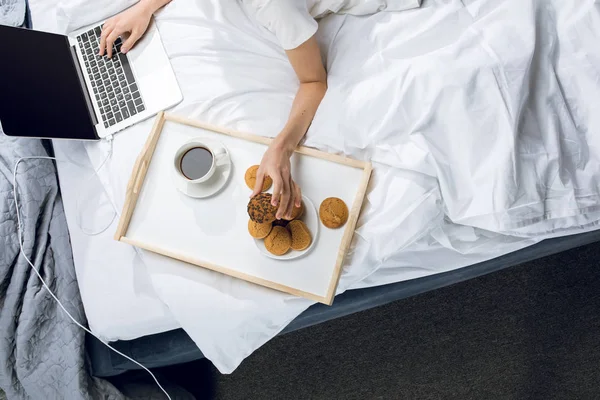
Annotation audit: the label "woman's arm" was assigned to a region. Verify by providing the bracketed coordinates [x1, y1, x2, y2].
[277, 36, 328, 154]
[99, 0, 172, 57]
[251, 35, 327, 220]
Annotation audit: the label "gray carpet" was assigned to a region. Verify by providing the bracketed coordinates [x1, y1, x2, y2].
[130, 241, 600, 399]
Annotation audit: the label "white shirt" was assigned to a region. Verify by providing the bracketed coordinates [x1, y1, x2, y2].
[243, 0, 420, 50]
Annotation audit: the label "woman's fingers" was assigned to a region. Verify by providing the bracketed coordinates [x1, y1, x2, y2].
[271, 175, 282, 208]
[121, 29, 141, 53]
[98, 24, 113, 56]
[294, 182, 302, 208]
[277, 178, 292, 220]
[251, 169, 266, 198]
[105, 30, 121, 58]
[284, 180, 295, 219]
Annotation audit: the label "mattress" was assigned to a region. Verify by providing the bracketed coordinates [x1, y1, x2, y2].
[29, 0, 600, 373]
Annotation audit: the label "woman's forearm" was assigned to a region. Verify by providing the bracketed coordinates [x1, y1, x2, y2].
[252, 36, 327, 215]
[273, 35, 328, 155]
[274, 81, 327, 154]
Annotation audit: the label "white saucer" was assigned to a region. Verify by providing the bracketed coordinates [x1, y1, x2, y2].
[254, 195, 319, 260]
[173, 139, 232, 198]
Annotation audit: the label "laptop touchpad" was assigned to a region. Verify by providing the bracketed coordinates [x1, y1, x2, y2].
[127, 27, 170, 78]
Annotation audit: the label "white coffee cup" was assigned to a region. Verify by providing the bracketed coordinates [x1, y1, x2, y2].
[173, 138, 225, 185]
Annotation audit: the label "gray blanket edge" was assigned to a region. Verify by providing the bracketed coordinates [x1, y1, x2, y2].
[0, 135, 128, 399]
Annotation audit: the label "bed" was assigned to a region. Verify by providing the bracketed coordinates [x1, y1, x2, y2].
[27, 0, 600, 376]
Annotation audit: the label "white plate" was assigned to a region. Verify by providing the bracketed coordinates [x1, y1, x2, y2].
[172, 139, 232, 198]
[254, 195, 319, 260]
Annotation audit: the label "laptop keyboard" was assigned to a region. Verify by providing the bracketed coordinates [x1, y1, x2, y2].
[77, 26, 146, 129]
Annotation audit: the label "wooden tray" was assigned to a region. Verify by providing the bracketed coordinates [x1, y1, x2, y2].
[114, 112, 372, 305]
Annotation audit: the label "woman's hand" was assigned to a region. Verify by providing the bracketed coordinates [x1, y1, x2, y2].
[98, 2, 154, 58]
[251, 138, 302, 220]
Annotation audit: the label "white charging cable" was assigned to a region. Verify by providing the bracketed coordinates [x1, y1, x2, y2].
[12, 152, 172, 400]
[74, 140, 117, 236]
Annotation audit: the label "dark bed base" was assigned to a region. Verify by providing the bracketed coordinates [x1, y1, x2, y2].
[88, 229, 600, 377]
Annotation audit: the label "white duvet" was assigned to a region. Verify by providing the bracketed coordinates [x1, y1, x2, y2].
[30, 0, 600, 372]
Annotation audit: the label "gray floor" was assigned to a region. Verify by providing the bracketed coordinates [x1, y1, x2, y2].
[215, 242, 600, 399]
[127, 241, 600, 399]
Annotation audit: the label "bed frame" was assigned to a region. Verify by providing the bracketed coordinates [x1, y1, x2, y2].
[88, 228, 600, 377]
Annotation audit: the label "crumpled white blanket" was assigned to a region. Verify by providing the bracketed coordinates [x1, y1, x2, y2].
[43, 0, 600, 373]
[0, 0, 25, 26]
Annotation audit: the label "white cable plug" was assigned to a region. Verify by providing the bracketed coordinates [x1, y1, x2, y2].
[12, 154, 172, 400]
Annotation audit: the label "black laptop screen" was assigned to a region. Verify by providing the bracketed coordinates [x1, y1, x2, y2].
[0, 25, 98, 140]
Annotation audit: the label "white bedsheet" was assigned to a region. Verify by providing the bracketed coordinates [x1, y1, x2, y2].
[28, 0, 600, 372]
[52, 141, 181, 340]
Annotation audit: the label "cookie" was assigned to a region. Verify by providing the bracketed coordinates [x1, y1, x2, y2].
[283, 201, 304, 221]
[264, 226, 291, 256]
[248, 219, 272, 239]
[245, 165, 272, 192]
[319, 197, 349, 229]
[287, 220, 312, 251]
[248, 193, 277, 224]
[272, 219, 290, 228]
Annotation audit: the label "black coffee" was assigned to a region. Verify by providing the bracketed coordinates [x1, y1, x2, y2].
[179, 146, 213, 180]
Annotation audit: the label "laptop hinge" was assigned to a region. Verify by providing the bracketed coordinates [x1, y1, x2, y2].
[69, 45, 99, 127]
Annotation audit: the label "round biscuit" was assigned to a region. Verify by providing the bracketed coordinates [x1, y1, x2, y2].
[245, 165, 272, 192]
[319, 197, 349, 229]
[264, 226, 291, 256]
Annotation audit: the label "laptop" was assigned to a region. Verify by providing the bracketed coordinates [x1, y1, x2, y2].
[0, 21, 182, 140]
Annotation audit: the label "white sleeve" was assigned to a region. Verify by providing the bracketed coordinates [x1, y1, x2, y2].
[245, 0, 318, 50]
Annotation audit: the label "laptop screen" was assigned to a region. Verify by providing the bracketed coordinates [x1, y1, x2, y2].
[0, 25, 98, 140]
